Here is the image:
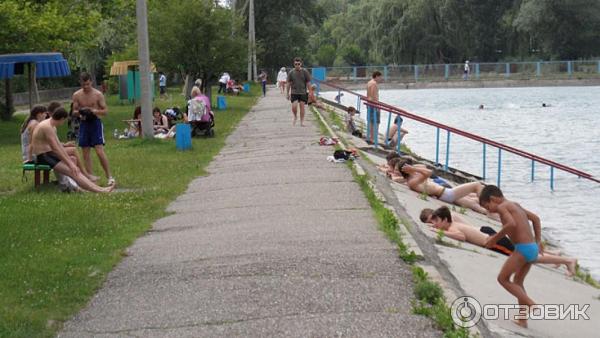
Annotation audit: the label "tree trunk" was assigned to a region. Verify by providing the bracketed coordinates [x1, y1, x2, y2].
[202, 73, 213, 108]
[33, 71, 40, 104]
[184, 74, 195, 100]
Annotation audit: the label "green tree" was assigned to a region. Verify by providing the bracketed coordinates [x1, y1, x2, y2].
[341, 44, 365, 66]
[149, 0, 246, 95]
[0, 0, 101, 120]
[237, 0, 324, 70]
[315, 44, 337, 66]
[514, 0, 600, 59]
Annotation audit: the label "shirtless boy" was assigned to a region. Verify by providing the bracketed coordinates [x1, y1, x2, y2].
[397, 157, 487, 214]
[479, 185, 542, 328]
[72, 72, 114, 185]
[31, 109, 114, 193]
[423, 206, 577, 276]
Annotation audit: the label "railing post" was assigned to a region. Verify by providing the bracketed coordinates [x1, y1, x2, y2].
[531, 160, 535, 182]
[482, 143, 486, 180]
[414, 65, 419, 82]
[445, 131, 451, 171]
[567, 61, 573, 78]
[505, 63, 510, 78]
[384, 66, 388, 81]
[444, 64, 449, 80]
[356, 96, 361, 114]
[497, 148, 502, 187]
[475, 63, 480, 80]
[536, 62, 541, 77]
[435, 127, 440, 164]
[396, 116, 403, 154]
[352, 67, 357, 82]
[365, 103, 371, 142]
[336, 89, 341, 104]
[385, 111, 392, 147]
[550, 166, 555, 190]
[373, 107, 379, 148]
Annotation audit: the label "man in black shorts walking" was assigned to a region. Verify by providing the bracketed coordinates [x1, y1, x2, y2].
[286, 57, 312, 126]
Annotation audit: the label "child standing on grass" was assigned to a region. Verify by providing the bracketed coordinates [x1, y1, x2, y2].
[479, 185, 542, 328]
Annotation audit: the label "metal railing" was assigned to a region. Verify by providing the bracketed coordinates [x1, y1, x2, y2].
[315, 79, 600, 189]
[308, 60, 600, 83]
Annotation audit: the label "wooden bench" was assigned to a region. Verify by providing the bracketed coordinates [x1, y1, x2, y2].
[22, 163, 52, 188]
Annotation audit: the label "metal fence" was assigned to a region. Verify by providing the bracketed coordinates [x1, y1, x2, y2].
[308, 60, 600, 83]
[314, 79, 600, 190]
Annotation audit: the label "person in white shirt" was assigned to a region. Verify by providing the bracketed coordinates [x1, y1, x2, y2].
[277, 67, 287, 94]
[159, 72, 167, 99]
[218, 72, 230, 94]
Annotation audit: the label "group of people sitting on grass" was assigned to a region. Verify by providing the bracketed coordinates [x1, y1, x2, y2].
[120, 85, 214, 140]
[19, 74, 214, 193]
[21, 104, 114, 193]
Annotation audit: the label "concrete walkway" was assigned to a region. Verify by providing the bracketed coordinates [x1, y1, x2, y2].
[59, 90, 440, 337]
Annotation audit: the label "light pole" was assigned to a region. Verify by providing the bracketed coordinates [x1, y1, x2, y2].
[247, 0, 256, 82]
[136, 0, 154, 138]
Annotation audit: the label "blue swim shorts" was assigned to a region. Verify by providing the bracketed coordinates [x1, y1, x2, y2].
[79, 119, 105, 148]
[367, 106, 381, 124]
[514, 242, 539, 263]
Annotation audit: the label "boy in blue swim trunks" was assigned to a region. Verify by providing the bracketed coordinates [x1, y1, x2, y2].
[479, 185, 542, 328]
[72, 72, 115, 185]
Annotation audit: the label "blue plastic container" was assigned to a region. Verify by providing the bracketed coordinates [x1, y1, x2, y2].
[175, 123, 192, 150]
[217, 95, 227, 110]
[243, 83, 250, 92]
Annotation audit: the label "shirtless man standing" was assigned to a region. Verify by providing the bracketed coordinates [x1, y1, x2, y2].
[366, 71, 383, 144]
[72, 72, 114, 185]
[31, 108, 114, 193]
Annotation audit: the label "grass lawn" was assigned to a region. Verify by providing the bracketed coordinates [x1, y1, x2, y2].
[0, 84, 260, 338]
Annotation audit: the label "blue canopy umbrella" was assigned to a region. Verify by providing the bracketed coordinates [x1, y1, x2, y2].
[0, 52, 71, 113]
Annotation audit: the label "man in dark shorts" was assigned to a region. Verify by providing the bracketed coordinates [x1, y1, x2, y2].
[31, 108, 114, 193]
[72, 72, 114, 185]
[286, 57, 312, 126]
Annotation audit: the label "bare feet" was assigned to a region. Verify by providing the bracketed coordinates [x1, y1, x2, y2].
[87, 174, 99, 182]
[102, 181, 116, 193]
[292, 116, 297, 126]
[566, 259, 577, 277]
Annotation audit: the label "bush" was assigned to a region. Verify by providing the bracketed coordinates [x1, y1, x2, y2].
[414, 279, 444, 305]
